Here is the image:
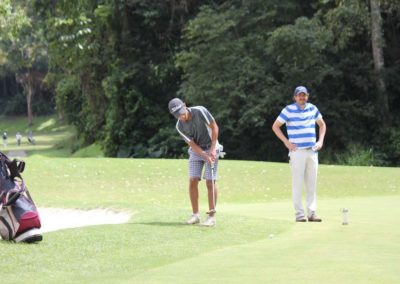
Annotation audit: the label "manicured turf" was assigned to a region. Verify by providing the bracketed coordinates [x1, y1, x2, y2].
[0, 116, 399, 283]
[1, 156, 399, 283]
[132, 196, 400, 284]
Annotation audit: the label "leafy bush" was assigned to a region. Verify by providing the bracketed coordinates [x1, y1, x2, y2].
[334, 144, 387, 166]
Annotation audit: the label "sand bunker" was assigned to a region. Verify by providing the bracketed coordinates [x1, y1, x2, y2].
[39, 208, 131, 233]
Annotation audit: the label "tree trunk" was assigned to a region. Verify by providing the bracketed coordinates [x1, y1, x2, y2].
[16, 69, 35, 126]
[2, 77, 6, 98]
[370, 0, 389, 117]
[27, 78, 34, 126]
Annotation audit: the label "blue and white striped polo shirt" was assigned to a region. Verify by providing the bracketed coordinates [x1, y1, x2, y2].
[277, 103, 322, 149]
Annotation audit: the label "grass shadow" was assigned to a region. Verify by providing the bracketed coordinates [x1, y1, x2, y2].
[134, 221, 185, 227]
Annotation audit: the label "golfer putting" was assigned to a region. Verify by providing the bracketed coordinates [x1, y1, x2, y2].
[272, 86, 326, 222]
[168, 98, 221, 227]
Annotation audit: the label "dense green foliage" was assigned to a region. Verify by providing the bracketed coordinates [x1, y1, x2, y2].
[0, 0, 399, 165]
[177, 0, 400, 165]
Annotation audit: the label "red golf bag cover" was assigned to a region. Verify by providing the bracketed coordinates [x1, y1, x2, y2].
[0, 152, 42, 242]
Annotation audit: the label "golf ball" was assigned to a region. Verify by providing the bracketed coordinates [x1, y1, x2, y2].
[268, 234, 274, 239]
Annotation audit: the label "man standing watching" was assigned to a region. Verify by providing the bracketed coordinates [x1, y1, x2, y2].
[272, 86, 326, 222]
[168, 98, 221, 227]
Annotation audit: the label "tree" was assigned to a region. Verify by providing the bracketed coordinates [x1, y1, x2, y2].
[176, 1, 322, 160]
[369, 0, 388, 118]
[0, 0, 48, 125]
[23, 0, 400, 165]
[36, 0, 203, 156]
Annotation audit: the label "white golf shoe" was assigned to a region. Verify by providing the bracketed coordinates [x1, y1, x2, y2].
[185, 214, 200, 225]
[201, 216, 216, 227]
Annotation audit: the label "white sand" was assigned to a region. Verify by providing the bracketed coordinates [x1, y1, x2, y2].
[38, 208, 131, 233]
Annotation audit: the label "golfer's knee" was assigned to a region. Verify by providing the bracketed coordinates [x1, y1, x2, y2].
[189, 178, 199, 186]
[206, 180, 215, 188]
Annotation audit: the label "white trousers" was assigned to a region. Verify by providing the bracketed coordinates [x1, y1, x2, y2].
[289, 149, 318, 219]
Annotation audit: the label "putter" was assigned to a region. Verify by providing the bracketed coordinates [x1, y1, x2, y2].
[206, 147, 226, 217]
[209, 162, 216, 215]
[208, 148, 226, 215]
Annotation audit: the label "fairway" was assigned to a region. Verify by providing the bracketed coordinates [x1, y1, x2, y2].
[1, 157, 399, 283]
[0, 116, 77, 157]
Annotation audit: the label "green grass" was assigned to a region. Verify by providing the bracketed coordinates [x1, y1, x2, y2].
[72, 143, 103, 158]
[0, 115, 86, 157]
[132, 197, 400, 284]
[0, 157, 399, 283]
[0, 116, 399, 283]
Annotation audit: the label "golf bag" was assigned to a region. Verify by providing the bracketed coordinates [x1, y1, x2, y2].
[0, 152, 42, 243]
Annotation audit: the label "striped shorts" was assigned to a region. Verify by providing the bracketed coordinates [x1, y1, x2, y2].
[188, 148, 219, 180]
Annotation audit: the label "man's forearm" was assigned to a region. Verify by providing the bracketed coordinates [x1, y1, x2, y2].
[209, 122, 219, 151]
[319, 126, 326, 143]
[317, 120, 326, 143]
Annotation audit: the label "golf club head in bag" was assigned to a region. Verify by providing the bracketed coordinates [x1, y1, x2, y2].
[0, 152, 42, 243]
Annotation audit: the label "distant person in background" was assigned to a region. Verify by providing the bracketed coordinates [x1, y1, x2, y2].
[28, 131, 36, 145]
[16, 132, 22, 146]
[2, 132, 7, 147]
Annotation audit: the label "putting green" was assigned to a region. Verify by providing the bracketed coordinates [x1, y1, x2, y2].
[130, 196, 400, 284]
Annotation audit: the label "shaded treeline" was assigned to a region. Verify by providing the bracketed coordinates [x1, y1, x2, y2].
[0, 0, 399, 165]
